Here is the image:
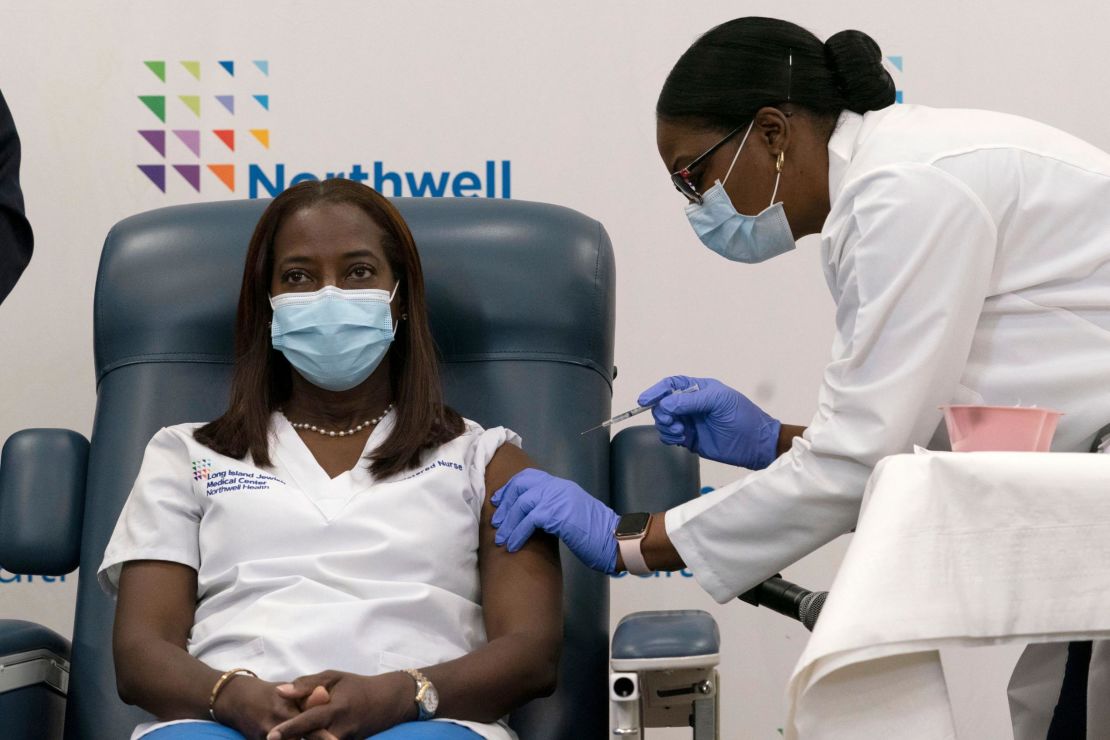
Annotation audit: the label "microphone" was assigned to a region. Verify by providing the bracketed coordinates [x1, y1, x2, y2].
[738, 575, 828, 631]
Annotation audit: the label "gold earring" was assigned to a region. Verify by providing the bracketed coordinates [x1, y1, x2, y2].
[776, 151, 785, 173]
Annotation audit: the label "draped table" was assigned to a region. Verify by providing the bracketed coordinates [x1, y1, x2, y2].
[786, 451, 1110, 739]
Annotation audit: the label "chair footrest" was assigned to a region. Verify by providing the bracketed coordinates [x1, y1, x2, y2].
[611, 610, 720, 671]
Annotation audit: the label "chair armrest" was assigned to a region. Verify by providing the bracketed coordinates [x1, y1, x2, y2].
[0, 429, 89, 575]
[0, 619, 71, 695]
[610, 426, 700, 513]
[611, 610, 720, 672]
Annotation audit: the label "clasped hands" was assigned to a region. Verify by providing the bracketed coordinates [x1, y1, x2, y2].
[214, 668, 414, 740]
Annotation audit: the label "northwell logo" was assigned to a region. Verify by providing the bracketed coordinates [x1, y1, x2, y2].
[192, 458, 214, 481]
[247, 161, 512, 200]
[135, 59, 512, 199]
[136, 59, 270, 193]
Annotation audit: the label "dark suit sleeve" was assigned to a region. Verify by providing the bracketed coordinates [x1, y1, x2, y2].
[0, 89, 33, 304]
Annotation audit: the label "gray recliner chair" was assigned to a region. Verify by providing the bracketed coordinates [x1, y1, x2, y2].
[0, 197, 626, 739]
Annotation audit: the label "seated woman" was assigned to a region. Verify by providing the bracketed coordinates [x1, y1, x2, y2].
[97, 179, 562, 740]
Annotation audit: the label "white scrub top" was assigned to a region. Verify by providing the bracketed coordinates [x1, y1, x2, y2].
[667, 104, 1110, 603]
[99, 411, 520, 740]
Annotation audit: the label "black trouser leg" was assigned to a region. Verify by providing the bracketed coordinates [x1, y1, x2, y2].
[1046, 640, 1092, 739]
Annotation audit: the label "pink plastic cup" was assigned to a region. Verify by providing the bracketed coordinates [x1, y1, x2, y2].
[941, 405, 1063, 452]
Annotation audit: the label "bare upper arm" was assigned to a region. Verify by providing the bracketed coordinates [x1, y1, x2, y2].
[478, 444, 562, 643]
[114, 560, 198, 652]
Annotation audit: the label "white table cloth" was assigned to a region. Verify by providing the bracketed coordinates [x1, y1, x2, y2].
[785, 451, 1110, 739]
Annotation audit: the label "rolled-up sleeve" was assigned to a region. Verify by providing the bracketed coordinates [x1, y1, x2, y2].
[667, 164, 999, 602]
[463, 424, 522, 518]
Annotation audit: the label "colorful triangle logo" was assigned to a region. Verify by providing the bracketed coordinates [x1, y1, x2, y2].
[138, 130, 166, 157]
[173, 164, 201, 192]
[144, 60, 166, 82]
[181, 61, 201, 81]
[138, 164, 166, 192]
[249, 129, 270, 149]
[253, 60, 269, 76]
[139, 96, 166, 123]
[208, 164, 235, 192]
[173, 129, 201, 157]
[886, 56, 904, 72]
[218, 60, 235, 77]
[215, 95, 235, 114]
[213, 129, 235, 151]
[179, 95, 201, 118]
[253, 94, 269, 111]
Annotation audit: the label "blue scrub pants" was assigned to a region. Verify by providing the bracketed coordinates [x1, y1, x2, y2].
[142, 720, 482, 739]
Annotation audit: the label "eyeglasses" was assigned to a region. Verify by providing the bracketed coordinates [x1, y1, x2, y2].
[669, 124, 746, 205]
[672, 52, 794, 205]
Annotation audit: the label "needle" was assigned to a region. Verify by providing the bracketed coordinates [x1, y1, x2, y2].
[581, 384, 700, 435]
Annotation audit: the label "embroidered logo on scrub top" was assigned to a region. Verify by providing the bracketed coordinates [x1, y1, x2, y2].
[396, 458, 464, 482]
[192, 462, 285, 497]
[192, 458, 213, 480]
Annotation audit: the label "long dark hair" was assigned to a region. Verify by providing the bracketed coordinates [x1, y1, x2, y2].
[195, 179, 464, 478]
[657, 17, 895, 131]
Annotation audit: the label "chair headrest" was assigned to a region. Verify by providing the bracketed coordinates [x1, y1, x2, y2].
[94, 197, 615, 385]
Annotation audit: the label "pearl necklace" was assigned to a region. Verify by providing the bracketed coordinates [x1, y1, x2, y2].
[288, 404, 393, 437]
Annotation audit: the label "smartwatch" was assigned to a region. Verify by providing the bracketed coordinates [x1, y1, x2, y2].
[615, 512, 653, 576]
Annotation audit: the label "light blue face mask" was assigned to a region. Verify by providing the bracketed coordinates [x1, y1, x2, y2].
[270, 283, 398, 392]
[685, 121, 796, 264]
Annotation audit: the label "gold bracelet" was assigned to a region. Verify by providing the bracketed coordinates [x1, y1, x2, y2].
[208, 667, 258, 721]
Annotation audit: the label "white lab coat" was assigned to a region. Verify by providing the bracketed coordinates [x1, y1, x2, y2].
[98, 412, 519, 740]
[665, 105, 1110, 732]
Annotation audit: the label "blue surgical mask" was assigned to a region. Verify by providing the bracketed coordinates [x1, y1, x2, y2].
[685, 121, 796, 264]
[270, 284, 398, 392]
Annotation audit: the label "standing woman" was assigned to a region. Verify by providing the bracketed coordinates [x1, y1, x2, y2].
[492, 16, 1110, 736]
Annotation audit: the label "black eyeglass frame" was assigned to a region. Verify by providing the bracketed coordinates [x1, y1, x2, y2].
[671, 51, 794, 205]
[669, 124, 747, 205]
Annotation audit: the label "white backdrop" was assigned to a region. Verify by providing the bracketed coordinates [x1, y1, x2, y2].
[2, 1, 1108, 737]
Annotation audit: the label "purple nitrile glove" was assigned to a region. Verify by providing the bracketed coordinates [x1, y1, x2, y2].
[491, 468, 619, 574]
[638, 375, 781, 470]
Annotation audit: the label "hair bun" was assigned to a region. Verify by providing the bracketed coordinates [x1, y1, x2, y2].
[824, 29, 896, 114]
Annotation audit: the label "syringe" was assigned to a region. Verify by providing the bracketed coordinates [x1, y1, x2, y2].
[580, 383, 700, 435]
